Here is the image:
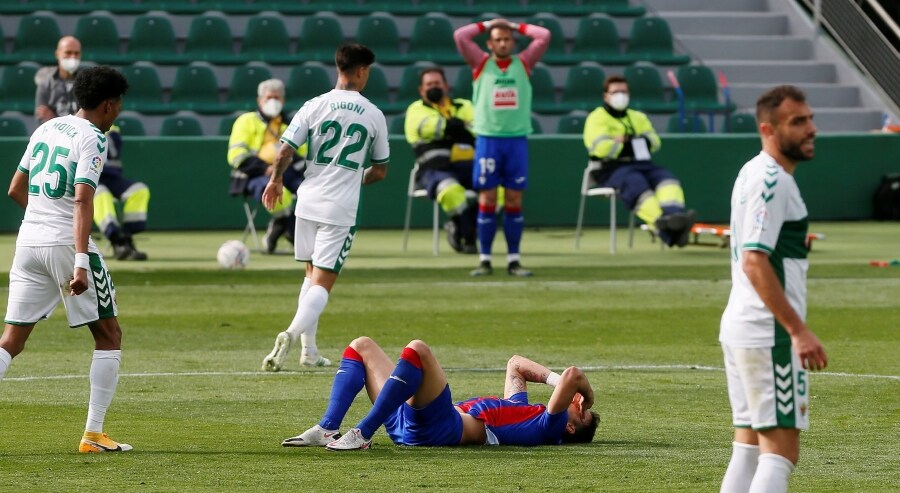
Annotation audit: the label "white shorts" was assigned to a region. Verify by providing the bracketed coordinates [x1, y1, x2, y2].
[5, 245, 118, 328]
[722, 343, 810, 431]
[293, 217, 357, 274]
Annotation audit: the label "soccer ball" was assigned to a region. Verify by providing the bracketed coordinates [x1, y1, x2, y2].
[217, 240, 250, 270]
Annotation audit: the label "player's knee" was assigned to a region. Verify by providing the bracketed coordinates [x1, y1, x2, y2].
[89, 319, 122, 349]
[405, 339, 431, 357]
[349, 336, 375, 354]
[0, 333, 28, 357]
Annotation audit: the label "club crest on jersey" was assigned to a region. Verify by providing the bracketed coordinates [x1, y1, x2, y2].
[90, 156, 103, 173]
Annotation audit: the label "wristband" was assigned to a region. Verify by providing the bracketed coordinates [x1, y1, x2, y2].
[74, 253, 90, 270]
[546, 371, 561, 388]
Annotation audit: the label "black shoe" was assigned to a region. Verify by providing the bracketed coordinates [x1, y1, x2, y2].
[264, 217, 287, 254]
[444, 219, 464, 253]
[113, 238, 148, 261]
[656, 213, 689, 247]
[507, 261, 533, 277]
[675, 210, 696, 247]
[470, 260, 493, 277]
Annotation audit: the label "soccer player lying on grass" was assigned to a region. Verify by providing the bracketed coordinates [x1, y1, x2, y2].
[282, 337, 599, 450]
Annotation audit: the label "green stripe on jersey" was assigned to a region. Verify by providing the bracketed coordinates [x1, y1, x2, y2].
[771, 346, 796, 428]
[74, 178, 97, 189]
[89, 253, 116, 319]
[17, 165, 28, 174]
[742, 242, 773, 254]
[774, 218, 808, 260]
[280, 137, 299, 149]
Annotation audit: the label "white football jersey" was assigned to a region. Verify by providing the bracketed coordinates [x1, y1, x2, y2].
[15, 115, 107, 247]
[720, 151, 809, 348]
[281, 89, 390, 226]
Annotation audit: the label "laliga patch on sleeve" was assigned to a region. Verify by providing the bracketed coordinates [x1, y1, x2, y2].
[90, 155, 103, 173]
[753, 210, 768, 231]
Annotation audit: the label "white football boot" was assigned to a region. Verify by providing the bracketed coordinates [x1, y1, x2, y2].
[261, 331, 291, 372]
[300, 352, 332, 367]
[325, 428, 372, 451]
[282, 425, 342, 447]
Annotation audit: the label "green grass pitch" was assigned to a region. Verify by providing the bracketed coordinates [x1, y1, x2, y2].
[0, 223, 898, 492]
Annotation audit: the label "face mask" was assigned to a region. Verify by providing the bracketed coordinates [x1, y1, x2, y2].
[425, 87, 444, 104]
[608, 92, 629, 111]
[261, 98, 283, 118]
[60, 57, 80, 73]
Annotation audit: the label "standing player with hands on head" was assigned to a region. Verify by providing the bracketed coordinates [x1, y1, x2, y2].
[1, 66, 133, 453]
[454, 18, 550, 277]
[719, 85, 828, 493]
[261, 44, 389, 372]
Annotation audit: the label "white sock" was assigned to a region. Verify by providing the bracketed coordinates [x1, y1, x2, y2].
[721, 442, 760, 493]
[507, 253, 521, 264]
[294, 285, 329, 359]
[285, 277, 313, 343]
[749, 453, 794, 493]
[85, 350, 121, 433]
[0, 347, 11, 380]
[479, 254, 492, 263]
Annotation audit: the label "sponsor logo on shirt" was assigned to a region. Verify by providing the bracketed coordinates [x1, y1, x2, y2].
[753, 210, 767, 231]
[492, 88, 518, 109]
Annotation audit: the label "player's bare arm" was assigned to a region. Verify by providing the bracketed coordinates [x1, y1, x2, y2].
[743, 251, 828, 370]
[261, 143, 294, 210]
[362, 164, 388, 185]
[70, 183, 94, 296]
[547, 366, 594, 414]
[504, 355, 553, 398]
[8, 169, 28, 209]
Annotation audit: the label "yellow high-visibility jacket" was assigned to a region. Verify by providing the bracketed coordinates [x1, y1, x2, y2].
[583, 107, 661, 161]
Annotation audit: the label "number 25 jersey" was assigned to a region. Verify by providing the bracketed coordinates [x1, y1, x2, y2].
[281, 89, 390, 227]
[16, 115, 107, 247]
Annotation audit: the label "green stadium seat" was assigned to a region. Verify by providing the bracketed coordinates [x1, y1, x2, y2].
[114, 115, 147, 136]
[170, 63, 223, 114]
[573, 14, 635, 66]
[239, 15, 294, 65]
[471, 0, 530, 16]
[184, 14, 236, 65]
[0, 0, 41, 14]
[218, 112, 243, 136]
[530, 115, 543, 134]
[453, 67, 473, 101]
[723, 113, 757, 133]
[361, 65, 401, 114]
[305, 0, 370, 14]
[627, 18, 691, 65]
[414, 0, 471, 15]
[225, 64, 274, 113]
[528, 0, 645, 17]
[128, 15, 184, 65]
[396, 62, 438, 109]
[94, 0, 155, 14]
[530, 64, 559, 114]
[0, 116, 28, 137]
[407, 14, 462, 64]
[195, 0, 261, 14]
[119, 63, 172, 114]
[624, 63, 678, 113]
[520, 13, 571, 65]
[74, 13, 127, 65]
[561, 63, 605, 113]
[285, 62, 333, 111]
[556, 111, 588, 135]
[160, 115, 204, 136]
[1, 63, 39, 113]
[389, 114, 406, 135]
[666, 114, 707, 134]
[355, 13, 407, 65]
[676, 65, 735, 113]
[1, 15, 60, 65]
[360, 0, 419, 15]
[297, 13, 345, 64]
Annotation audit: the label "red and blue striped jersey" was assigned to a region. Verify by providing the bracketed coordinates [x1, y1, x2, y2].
[455, 391, 568, 446]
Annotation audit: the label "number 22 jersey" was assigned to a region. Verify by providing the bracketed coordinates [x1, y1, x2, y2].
[280, 89, 390, 227]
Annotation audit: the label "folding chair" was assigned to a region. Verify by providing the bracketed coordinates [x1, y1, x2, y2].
[402, 164, 441, 256]
[574, 161, 636, 254]
[241, 197, 263, 252]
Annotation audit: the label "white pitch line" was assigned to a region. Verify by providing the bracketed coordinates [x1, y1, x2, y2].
[3, 365, 898, 382]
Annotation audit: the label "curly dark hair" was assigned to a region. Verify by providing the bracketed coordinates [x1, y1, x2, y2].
[73, 66, 129, 110]
[335, 43, 375, 73]
[756, 85, 806, 125]
[561, 410, 600, 444]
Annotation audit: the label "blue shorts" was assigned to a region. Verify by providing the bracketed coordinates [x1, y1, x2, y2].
[473, 136, 529, 191]
[383, 385, 463, 446]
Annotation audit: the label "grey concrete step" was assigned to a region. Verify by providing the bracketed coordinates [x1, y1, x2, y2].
[640, 0, 767, 13]
[707, 61, 837, 84]
[662, 12, 789, 36]
[679, 36, 813, 61]
[727, 83, 861, 109]
[804, 108, 884, 133]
